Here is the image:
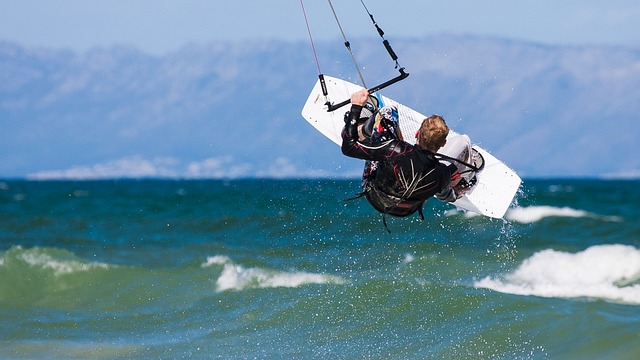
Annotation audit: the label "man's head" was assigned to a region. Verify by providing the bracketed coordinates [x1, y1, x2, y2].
[416, 115, 449, 152]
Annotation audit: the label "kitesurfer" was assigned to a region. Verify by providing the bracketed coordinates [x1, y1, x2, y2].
[341, 89, 469, 219]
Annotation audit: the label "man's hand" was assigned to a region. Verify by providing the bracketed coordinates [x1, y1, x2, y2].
[351, 89, 369, 106]
[450, 173, 468, 199]
[450, 173, 462, 188]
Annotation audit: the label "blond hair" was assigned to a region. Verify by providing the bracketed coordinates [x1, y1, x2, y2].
[417, 115, 449, 152]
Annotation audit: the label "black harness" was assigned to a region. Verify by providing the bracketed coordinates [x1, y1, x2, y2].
[347, 150, 483, 233]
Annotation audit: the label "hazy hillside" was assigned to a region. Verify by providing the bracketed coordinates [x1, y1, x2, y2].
[1, 35, 638, 179]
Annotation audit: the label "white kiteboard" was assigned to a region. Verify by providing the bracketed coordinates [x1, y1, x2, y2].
[301, 75, 521, 219]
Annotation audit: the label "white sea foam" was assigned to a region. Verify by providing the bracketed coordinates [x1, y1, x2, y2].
[505, 206, 623, 224]
[403, 253, 415, 264]
[444, 209, 480, 218]
[475, 244, 640, 304]
[17, 248, 109, 276]
[203, 255, 346, 292]
[201, 255, 232, 267]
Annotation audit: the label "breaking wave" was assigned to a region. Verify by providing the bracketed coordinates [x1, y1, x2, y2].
[475, 244, 640, 304]
[0, 246, 346, 311]
[505, 206, 623, 224]
[4, 246, 110, 275]
[202, 255, 347, 292]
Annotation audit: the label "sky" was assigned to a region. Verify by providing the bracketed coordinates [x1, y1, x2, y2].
[1, 0, 639, 55]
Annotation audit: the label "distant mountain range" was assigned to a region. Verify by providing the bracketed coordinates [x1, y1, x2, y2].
[1, 35, 639, 179]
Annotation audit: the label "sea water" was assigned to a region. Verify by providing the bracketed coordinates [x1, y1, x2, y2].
[0, 179, 638, 359]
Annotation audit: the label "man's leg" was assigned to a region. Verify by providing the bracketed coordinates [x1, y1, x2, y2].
[439, 134, 484, 193]
[439, 134, 472, 173]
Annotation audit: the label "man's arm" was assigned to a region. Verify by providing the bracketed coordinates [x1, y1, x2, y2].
[341, 90, 407, 161]
[342, 89, 367, 143]
[342, 102, 364, 143]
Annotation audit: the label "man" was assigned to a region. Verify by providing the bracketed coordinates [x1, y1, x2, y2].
[341, 89, 465, 220]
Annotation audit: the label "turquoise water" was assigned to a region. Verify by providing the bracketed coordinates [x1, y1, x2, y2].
[1, 179, 639, 359]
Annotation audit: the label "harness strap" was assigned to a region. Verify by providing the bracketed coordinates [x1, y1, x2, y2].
[345, 184, 425, 233]
[344, 191, 367, 202]
[434, 152, 482, 172]
[382, 214, 391, 233]
[381, 201, 423, 233]
[344, 188, 393, 233]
